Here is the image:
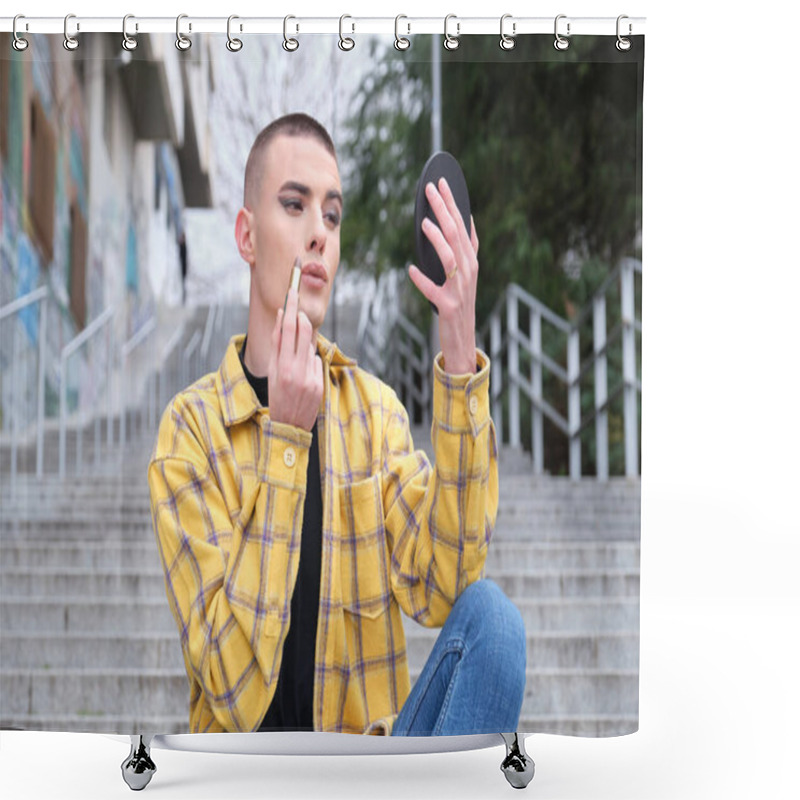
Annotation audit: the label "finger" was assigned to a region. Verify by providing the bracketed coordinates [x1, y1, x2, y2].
[408, 263, 443, 304]
[425, 182, 462, 255]
[421, 217, 458, 280]
[470, 215, 479, 256]
[270, 308, 283, 377]
[295, 310, 312, 361]
[437, 178, 472, 253]
[278, 287, 299, 376]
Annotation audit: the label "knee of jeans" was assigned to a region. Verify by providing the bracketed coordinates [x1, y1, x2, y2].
[459, 580, 526, 662]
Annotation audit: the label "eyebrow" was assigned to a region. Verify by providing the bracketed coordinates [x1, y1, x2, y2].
[279, 180, 343, 208]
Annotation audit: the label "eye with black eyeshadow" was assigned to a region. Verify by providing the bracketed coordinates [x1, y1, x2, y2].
[280, 197, 303, 213]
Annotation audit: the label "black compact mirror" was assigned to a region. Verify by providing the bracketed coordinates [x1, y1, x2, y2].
[414, 151, 472, 315]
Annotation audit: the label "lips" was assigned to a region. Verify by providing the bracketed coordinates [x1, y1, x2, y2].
[301, 263, 327, 282]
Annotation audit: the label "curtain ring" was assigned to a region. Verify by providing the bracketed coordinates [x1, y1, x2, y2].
[176, 14, 192, 51]
[443, 14, 460, 51]
[227, 15, 243, 52]
[122, 15, 138, 51]
[394, 15, 410, 51]
[499, 14, 516, 51]
[63, 13, 79, 51]
[554, 14, 570, 51]
[339, 15, 355, 51]
[283, 15, 299, 52]
[616, 15, 632, 51]
[12, 15, 29, 51]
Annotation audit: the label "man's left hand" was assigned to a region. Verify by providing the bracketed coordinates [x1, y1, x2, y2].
[408, 177, 479, 376]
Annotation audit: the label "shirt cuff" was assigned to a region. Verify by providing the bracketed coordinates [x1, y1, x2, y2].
[258, 416, 313, 488]
[432, 347, 491, 437]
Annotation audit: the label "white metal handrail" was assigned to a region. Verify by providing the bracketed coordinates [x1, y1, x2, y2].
[477, 258, 642, 479]
[59, 305, 115, 478]
[357, 270, 431, 428]
[119, 316, 157, 450]
[0, 286, 48, 483]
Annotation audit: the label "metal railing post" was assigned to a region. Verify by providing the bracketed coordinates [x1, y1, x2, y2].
[1, 287, 49, 482]
[621, 259, 639, 477]
[568, 327, 581, 480]
[58, 306, 115, 479]
[530, 308, 543, 475]
[507, 290, 520, 449]
[107, 323, 113, 450]
[490, 312, 503, 446]
[59, 351, 67, 479]
[36, 298, 47, 478]
[594, 293, 609, 480]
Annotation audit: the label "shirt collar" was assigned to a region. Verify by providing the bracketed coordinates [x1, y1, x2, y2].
[216, 331, 356, 427]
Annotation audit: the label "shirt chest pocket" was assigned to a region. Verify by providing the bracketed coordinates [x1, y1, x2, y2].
[336, 474, 390, 620]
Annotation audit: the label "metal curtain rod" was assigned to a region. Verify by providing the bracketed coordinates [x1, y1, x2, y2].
[0, 15, 646, 36]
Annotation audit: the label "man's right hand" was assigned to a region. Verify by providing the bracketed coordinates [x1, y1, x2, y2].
[267, 286, 324, 432]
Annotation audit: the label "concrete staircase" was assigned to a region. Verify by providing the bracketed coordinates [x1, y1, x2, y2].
[0, 303, 640, 738]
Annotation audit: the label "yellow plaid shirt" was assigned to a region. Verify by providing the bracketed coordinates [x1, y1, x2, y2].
[148, 332, 498, 735]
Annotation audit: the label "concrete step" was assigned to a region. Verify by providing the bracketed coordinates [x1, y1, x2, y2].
[0, 667, 638, 718]
[0, 567, 640, 600]
[0, 630, 638, 672]
[0, 521, 636, 542]
[0, 712, 638, 737]
[0, 540, 640, 571]
[0, 597, 639, 634]
[0, 714, 189, 734]
[517, 715, 637, 737]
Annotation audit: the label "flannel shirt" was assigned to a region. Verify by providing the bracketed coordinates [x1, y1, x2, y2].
[148, 331, 498, 735]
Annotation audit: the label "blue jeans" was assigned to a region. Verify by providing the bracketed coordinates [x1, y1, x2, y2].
[392, 579, 526, 736]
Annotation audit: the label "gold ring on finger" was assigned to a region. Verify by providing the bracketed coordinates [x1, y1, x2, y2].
[447, 264, 458, 279]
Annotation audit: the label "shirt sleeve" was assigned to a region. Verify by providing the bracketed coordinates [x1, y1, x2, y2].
[380, 347, 499, 627]
[148, 392, 312, 732]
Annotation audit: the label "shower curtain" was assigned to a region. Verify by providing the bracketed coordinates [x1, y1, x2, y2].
[0, 22, 643, 743]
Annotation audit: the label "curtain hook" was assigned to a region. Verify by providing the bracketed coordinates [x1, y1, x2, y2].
[176, 14, 192, 51]
[444, 14, 460, 51]
[554, 14, 570, 51]
[394, 15, 411, 51]
[122, 14, 138, 52]
[616, 15, 632, 51]
[339, 15, 355, 51]
[500, 14, 516, 51]
[63, 13, 79, 51]
[12, 14, 29, 51]
[283, 15, 299, 52]
[227, 15, 243, 52]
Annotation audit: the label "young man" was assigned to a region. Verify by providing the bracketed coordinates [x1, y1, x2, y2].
[148, 113, 526, 736]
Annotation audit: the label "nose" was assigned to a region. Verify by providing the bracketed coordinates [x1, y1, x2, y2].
[307, 206, 327, 255]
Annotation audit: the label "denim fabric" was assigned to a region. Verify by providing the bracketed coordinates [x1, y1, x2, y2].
[392, 579, 526, 736]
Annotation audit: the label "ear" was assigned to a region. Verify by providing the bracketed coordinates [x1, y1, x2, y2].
[235, 207, 256, 266]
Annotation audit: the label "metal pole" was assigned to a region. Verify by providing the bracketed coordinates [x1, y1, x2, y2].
[621, 260, 639, 477]
[507, 291, 520, 449]
[594, 294, 609, 480]
[107, 323, 113, 450]
[490, 312, 503, 446]
[429, 33, 442, 405]
[59, 352, 67, 479]
[10, 322, 17, 489]
[36, 296, 47, 478]
[568, 327, 581, 480]
[530, 308, 543, 475]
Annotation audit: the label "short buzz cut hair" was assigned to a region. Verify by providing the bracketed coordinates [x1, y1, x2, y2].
[243, 113, 337, 208]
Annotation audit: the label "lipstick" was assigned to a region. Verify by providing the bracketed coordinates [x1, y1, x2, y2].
[283, 257, 302, 315]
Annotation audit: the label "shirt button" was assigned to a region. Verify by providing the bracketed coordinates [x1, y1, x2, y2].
[469, 395, 479, 415]
[284, 447, 296, 468]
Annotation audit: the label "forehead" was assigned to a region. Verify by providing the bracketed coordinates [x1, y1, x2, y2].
[261, 134, 341, 194]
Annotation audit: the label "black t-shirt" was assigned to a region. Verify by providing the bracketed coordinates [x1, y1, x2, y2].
[238, 337, 322, 731]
